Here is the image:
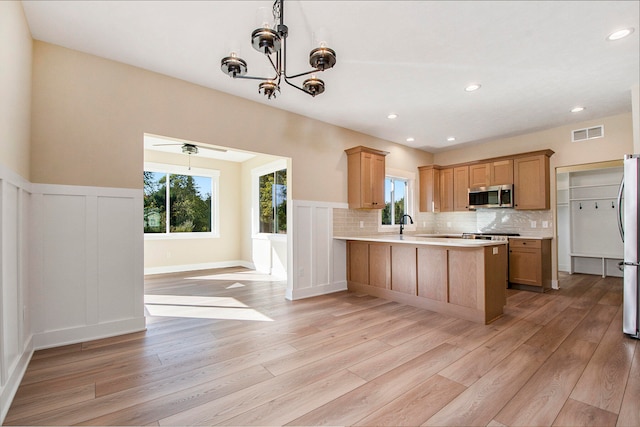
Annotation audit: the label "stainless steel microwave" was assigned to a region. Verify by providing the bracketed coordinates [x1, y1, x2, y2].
[468, 184, 514, 209]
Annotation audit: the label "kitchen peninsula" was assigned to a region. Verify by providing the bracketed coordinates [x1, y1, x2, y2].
[336, 235, 508, 324]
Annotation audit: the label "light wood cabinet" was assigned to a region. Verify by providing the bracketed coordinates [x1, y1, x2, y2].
[440, 168, 454, 212]
[514, 154, 550, 210]
[418, 165, 441, 212]
[509, 238, 552, 291]
[490, 159, 513, 185]
[346, 240, 508, 324]
[469, 163, 491, 188]
[345, 146, 388, 209]
[453, 166, 469, 211]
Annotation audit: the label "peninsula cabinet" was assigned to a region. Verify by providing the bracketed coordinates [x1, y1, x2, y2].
[345, 146, 388, 209]
[509, 238, 552, 291]
[345, 239, 508, 324]
[418, 165, 441, 212]
[514, 154, 551, 210]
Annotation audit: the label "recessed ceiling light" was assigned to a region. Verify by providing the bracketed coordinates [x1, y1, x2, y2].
[406, 137, 415, 142]
[387, 113, 398, 119]
[447, 137, 456, 142]
[465, 84, 481, 92]
[570, 106, 585, 113]
[607, 28, 634, 41]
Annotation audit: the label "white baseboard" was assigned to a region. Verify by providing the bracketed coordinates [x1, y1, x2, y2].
[288, 281, 348, 300]
[1, 336, 33, 424]
[33, 317, 146, 351]
[144, 260, 255, 276]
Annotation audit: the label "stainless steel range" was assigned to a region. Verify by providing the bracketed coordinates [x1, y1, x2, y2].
[461, 232, 520, 241]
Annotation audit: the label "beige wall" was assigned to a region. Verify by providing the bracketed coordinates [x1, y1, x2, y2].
[433, 113, 633, 168]
[31, 42, 433, 202]
[0, 1, 32, 179]
[143, 149, 245, 269]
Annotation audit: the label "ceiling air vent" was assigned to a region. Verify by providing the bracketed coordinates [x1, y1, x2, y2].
[572, 125, 604, 142]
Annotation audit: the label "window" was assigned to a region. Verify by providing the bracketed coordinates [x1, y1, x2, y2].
[380, 169, 415, 230]
[259, 168, 287, 234]
[144, 163, 219, 237]
[252, 160, 288, 236]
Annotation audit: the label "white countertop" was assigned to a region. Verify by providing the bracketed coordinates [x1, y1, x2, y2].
[334, 235, 507, 247]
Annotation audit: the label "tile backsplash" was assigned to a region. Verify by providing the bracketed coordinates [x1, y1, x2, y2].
[333, 208, 554, 238]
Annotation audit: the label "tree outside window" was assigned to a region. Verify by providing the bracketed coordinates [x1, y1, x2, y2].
[382, 177, 407, 225]
[144, 171, 212, 233]
[259, 168, 287, 234]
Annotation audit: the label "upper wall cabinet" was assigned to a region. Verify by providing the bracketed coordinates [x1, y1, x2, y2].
[346, 146, 389, 209]
[419, 165, 441, 212]
[453, 166, 469, 211]
[490, 159, 514, 185]
[419, 150, 553, 212]
[514, 154, 551, 210]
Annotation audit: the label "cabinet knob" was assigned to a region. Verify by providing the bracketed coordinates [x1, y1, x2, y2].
[523, 242, 526, 245]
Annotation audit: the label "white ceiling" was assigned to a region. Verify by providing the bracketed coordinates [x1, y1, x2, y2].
[144, 134, 256, 162]
[21, 1, 639, 153]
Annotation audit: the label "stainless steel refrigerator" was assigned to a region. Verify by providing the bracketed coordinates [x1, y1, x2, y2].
[619, 154, 640, 338]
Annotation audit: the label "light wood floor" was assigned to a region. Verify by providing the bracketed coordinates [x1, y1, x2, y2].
[4, 268, 639, 426]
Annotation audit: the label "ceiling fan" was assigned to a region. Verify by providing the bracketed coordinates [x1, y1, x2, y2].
[151, 142, 227, 169]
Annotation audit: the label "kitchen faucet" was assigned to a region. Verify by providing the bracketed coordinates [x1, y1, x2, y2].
[400, 214, 414, 235]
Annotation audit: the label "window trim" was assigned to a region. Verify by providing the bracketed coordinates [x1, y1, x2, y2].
[144, 162, 220, 239]
[251, 159, 288, 238]
[379, 167, 416, 233]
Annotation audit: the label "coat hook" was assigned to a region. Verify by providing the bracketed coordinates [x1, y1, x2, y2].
[595, 202, 598, 209]
[579, 202, 582, 209]
[612, 201, 615, 208]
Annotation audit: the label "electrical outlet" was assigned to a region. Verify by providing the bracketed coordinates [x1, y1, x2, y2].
[422, 221, 426, 228]
[530, 221, 537, 228]
[492, 247, 499, 255]
[447, 222, 452, 228]
[298, 267, 304, 277]
[359, 221, 364, 228]
[542, 221, 549, 228]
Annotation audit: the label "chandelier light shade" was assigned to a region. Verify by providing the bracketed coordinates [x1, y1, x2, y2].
[220, 0, 337, 99]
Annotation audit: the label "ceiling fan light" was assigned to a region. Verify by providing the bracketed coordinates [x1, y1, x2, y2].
[303, 77, 325, 97]
[182, 144, 199, 155]
[309, 46, 337, 71]
[259, 80, 280, 99]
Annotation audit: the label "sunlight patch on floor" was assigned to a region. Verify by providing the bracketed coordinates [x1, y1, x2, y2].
[226, 283, 245, 289]
[144, 294, 273, 321]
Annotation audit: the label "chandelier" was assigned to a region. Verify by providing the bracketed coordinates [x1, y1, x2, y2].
[220, 0, 337, 99]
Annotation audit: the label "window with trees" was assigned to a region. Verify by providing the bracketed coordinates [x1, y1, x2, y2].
[258, 168, 287, 234]
[382, 177, 409, 226]
[144, 165, 219, 236]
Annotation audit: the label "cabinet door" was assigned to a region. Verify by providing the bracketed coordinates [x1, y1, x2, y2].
[440, 168, 454, 212]
[509, 247, 542, 286]
[417, 247, 448, 301]
[371, 153, 386, 209]
[391, 245, 417, 295]
[514, 155, 550, 210]
[453, 166, 469, 211]
[490, 159, 514, 185]
[348, 241, 369, 285]
[469, 163, 490, 188]
[419, 166, 441, 212]
[369, 243, 391, 289]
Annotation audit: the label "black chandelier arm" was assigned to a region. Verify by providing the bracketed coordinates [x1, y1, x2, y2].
[230, 74, 277, 82]
[285, 68, 323, 80]
[283, 76, 315, 97]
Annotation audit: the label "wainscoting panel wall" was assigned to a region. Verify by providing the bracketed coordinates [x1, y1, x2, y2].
[0, 165, 32, 423]
[30, 184, 145, 350]
[290, 200, 348, 300]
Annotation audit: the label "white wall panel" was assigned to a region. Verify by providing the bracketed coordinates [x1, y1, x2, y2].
[97, 196, 138, 323]
[31, 184, 145, 349]
[0, 165, 33, 425]
[41, 194, 87, 330]
[2, 183, 20, 372]
[291, 200, 347, 300]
